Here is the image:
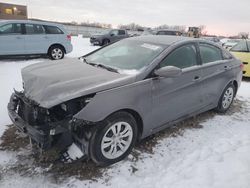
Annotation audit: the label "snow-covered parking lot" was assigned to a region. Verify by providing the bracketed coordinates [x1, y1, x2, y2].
[0, 36, 250, 188]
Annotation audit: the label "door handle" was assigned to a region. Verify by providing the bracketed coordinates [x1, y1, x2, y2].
[44, 36, 49, 39]
[16, 36, 22, 39]
[193, 76, 201, 81]
[224, 65, 230, 70]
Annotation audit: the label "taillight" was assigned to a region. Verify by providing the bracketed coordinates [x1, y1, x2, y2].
[67, 34, 71, 41]
[240, 63, 244, 70]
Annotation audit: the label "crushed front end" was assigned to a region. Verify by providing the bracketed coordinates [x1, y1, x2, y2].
[8, 90, 73, 150]
[7, 90, 95, 157]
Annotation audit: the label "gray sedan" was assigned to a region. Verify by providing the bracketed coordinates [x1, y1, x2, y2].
[8, 36, 242, 166]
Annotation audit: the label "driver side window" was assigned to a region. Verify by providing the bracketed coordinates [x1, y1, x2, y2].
[160, 44, 198, 69]
[110, 30, 118, 36]
[0, 23, 22, 35]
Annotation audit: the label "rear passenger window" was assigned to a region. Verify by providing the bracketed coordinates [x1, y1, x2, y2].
[44, 25, 64, 34]
[160, 44, 198, 69]
[200, 44, 223, 64]
[0, 23, 22, 35]
[25, 24, 45, 34]
[118, 30, 125, 35]
[166, 31, 174, 35]
[222, 50, 233, 60]
[157, 31, 166, 35]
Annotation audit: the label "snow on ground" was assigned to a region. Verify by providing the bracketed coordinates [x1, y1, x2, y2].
[0, 36, 250, 188]
[67, 35, 99, 58]
[0, 59, 41, 134]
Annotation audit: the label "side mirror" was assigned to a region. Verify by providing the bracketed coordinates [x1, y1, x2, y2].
[154, 66, 182, 78]
[110, 33, 114, 36]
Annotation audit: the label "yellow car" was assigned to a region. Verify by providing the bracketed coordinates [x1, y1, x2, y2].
[230, 40, 250, 77]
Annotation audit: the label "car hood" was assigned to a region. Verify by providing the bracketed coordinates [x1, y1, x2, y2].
[21, 58, 135, 108]
[91, 34, 104, 38]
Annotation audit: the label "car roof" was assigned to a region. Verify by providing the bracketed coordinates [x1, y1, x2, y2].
[127, 35, 195, 46]
[127, 36, 225, 50]
[202, 36, 217, 39]
[0, 19, 63, 27]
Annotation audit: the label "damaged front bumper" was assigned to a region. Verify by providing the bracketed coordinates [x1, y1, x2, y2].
[7, 91, 98, 163]
[7, 92, 72, 150]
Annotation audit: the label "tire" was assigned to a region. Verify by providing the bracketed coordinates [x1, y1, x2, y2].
[216, 83, 236, 113]
[48, 45, 65, 60]
[102, 39, 110, 46]
[89, 111, 138, 166]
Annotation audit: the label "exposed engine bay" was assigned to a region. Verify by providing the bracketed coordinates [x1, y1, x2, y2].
[8, 90, 96, 162]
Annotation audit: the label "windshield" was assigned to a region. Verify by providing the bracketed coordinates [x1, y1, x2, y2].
[85, 39, 165, 73]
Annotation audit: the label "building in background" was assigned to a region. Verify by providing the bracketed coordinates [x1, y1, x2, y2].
[0, 2, 27, 20]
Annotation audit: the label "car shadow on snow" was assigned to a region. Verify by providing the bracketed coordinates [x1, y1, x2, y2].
[242, 77, 250, 82]
[0, 98, 246, 183]
[0, 55, 49, 62]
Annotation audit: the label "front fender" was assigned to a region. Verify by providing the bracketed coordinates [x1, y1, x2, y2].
[74, 79, 152, 124]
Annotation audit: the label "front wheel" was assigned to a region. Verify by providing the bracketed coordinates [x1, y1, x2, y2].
[48, 45, 65, 60]
[216, 83, 236, 113]
[89, 111, 138, 166]
[102, 39, 110, 46]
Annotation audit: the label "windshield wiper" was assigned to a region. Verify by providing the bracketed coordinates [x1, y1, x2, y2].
[82, 58, 118, 73]
[82, 58, 98, 67]
[82, 57, 91, 64]
[96, 64, 118, 73]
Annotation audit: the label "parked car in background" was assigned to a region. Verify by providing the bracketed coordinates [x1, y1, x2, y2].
[230, 40, 250, 77]
[90, 29, 129, 46]
[141, 29, 156, 36]
[8, 36, 242, 166]
[201, 36, 222, 45]
[0, 20, 73, 60]
[156, 29, 182, 36]
[221, 39, 241, 50]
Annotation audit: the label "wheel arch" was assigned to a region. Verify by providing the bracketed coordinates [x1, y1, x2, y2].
[232, 80, 238, 96]
[215, 79, 238, 108]
[47, 43, 66, 54]
[107, 108, 144, 141]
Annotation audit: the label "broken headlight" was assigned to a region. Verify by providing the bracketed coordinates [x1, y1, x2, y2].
[49, 94, 95, 121]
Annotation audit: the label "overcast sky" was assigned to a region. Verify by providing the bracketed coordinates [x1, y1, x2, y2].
[2, 0, 250, 36]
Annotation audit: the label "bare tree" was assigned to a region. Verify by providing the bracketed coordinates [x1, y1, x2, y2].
[118, 23, 144, 31]
[155, 24, 170, 29]
[238, 32, 249, 39]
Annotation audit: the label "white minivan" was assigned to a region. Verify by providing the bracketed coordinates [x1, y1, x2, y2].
[0, 20, 73, 60]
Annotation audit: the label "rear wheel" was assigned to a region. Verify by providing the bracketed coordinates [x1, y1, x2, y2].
[48, 45, 65, 60]
[216, 83, 236, 113]
[89, 111, 138, 166]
